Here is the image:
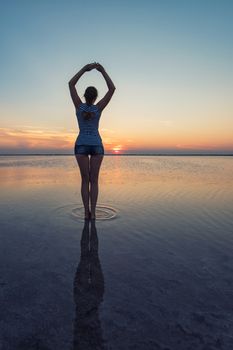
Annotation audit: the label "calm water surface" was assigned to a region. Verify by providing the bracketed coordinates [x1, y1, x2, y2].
[0, 156, 233, 349]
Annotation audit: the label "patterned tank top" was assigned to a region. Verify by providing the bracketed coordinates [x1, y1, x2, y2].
[75, 103, 103, 146]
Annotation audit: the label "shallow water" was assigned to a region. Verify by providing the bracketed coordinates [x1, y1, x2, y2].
[0, 155, 233, 349]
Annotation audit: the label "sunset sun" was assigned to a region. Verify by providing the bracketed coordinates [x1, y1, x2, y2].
[112, 146, 122, 154]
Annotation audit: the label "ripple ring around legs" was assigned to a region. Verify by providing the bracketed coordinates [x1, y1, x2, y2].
[54, 204, 118, 221]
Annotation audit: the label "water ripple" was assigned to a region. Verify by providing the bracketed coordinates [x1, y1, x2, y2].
[54, 203, 118, 221]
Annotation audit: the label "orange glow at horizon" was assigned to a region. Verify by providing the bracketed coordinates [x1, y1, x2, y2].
[0, 127, 233, 153]
[112, 145, 123, 153]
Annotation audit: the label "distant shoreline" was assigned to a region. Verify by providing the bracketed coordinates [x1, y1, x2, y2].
[0, 153, 232, 157]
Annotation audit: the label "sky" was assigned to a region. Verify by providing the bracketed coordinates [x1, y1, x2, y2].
[0, 0, 233, 154]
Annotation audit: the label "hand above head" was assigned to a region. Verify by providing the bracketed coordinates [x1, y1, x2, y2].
[69, 61, 114, 110]
[83, 62, 97, 72]
[95, 62, 105, 72]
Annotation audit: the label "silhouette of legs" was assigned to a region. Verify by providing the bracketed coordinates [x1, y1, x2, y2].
[75, 155, 90, 219]
[90, 155, 104, 219]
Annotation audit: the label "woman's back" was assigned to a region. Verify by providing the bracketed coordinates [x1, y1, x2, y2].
[75, 103, 103, 146]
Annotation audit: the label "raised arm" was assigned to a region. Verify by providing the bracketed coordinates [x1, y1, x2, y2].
[68, 63, 96, 108]
[96, 64, 116, 111]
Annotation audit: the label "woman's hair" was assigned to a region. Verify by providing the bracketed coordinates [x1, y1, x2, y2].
[84, 86, 98, 105]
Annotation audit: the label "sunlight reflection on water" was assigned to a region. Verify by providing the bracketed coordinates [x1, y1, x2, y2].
[1, 155, 233, 349]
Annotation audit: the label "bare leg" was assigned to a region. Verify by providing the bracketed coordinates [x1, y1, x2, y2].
[90, 155, 104, 219]
[75, 155, 90, 219]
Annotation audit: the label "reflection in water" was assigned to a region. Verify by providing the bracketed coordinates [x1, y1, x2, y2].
[73, 220, 106, 350]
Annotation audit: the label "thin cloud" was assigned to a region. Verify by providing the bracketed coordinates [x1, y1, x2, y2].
[0, 127, 75, 150]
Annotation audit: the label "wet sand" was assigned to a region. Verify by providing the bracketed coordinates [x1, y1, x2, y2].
[0, 155, 233, 349]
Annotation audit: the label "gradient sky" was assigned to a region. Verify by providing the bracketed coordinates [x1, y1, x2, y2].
[1, 0, 233, 154]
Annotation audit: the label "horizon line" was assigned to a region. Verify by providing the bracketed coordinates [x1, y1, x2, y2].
[0, 153, 232, 157]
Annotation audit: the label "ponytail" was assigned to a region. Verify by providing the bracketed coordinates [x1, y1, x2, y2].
[82, 111, 94, 120]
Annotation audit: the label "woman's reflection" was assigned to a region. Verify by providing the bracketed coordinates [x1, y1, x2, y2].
[73, 219, 106, 349]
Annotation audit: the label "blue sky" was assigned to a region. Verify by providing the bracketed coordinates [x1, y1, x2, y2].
[1, 0, 233, 153]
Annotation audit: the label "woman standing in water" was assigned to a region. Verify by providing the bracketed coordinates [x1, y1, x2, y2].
[68, 62, 116, 220]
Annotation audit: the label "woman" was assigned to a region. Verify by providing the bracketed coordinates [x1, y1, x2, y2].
[68, 62, 116, 220]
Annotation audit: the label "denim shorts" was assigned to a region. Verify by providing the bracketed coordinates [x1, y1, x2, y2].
[74, 144, 105, 156]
